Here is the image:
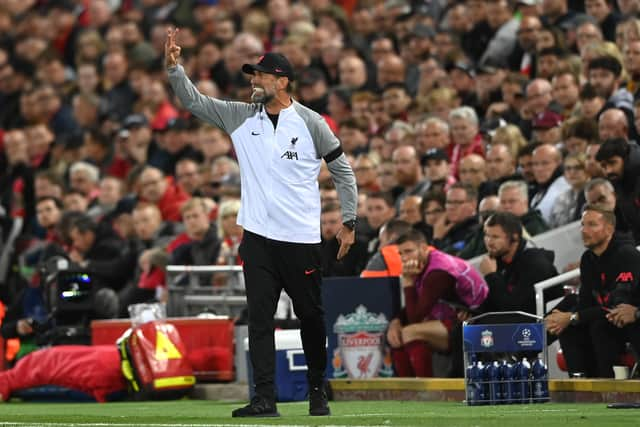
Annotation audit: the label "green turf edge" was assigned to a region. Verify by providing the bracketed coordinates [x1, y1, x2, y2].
[0, 401, 639, 427]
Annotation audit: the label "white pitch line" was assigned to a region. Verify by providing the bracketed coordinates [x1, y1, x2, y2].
[340, 413, 397, 417]
[0, 423, 388, 427]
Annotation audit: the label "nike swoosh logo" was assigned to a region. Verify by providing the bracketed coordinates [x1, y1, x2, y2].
[304, 269, 316, 275]
[251, 131, 260, 136]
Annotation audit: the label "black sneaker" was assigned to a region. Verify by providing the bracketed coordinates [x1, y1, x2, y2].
[309, 385, 331, 416]
[232, 395, 280, 417]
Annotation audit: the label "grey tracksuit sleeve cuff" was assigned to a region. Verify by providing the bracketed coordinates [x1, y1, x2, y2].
[327, 153, 358, 223]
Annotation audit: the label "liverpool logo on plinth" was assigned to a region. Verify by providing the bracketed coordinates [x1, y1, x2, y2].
[332, 305, 393, 378]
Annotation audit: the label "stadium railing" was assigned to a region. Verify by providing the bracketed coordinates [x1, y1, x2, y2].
[165, 265, 246, 317]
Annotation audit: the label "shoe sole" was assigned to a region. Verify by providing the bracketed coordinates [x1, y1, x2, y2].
[309, 410, 331, 416]
[232, 412, 280, 418]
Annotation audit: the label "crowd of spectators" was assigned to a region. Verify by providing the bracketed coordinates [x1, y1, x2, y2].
[1, 0, 640, 377]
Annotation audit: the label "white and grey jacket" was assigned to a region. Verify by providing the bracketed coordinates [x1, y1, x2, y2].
[168, 65, 357, 244]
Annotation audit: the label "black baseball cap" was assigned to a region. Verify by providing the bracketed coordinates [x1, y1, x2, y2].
[165, 117, 190, 131]
[411, 24, 435, 39]
[447, 61, 475, 77]
[299, 67, 325, 87]
[421, 148, 449, 166]
[122, 114, 148, 130]
[242, 52, 295, 81]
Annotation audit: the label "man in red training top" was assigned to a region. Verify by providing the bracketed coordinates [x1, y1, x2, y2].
[386, 230, 488, 377]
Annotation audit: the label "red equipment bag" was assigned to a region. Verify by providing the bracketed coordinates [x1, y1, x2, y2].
[118, 321, 196, 400]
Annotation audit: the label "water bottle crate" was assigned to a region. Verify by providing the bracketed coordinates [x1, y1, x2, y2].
[465, 378, 550, 405]
[462, 315, 549, 406]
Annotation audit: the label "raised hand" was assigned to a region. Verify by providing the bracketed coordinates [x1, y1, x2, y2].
[165, 27, 181, 68]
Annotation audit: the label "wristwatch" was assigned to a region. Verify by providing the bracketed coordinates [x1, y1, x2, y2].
[569, 312, 579, 326]
[343, 219, 357, 231]
[635, 308, 640, 321]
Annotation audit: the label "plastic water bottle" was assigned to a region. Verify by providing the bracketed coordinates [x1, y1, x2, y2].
[482, 362, 494, 405]
[500, 360, 515, 404]
[487, 361, 501, 404]
[466, 356, 482, 406]
[477, 360, 488, 404]
[531, 358, 550, 403]
[511, 360, 522, 402]
[519, 358, 531, 403]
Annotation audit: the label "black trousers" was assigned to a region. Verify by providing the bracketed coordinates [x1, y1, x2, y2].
[559, 316, 640, 378]
[240, 230, 326, 399]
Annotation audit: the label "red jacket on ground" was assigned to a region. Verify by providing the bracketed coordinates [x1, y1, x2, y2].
[0, 345, 126, 402]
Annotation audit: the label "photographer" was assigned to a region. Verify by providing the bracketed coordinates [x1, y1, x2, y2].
[67, 214, 136, 294]
[1, 280, 48, 358]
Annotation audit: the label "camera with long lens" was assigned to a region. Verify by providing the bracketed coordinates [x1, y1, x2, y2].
[38, 256, 95, 345]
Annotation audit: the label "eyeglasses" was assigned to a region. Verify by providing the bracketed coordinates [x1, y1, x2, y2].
[445, 199, 468, 205]
[459, 168, 483, 174]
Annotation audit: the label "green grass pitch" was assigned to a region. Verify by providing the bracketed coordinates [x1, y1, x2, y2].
[0, 400, 638, 426]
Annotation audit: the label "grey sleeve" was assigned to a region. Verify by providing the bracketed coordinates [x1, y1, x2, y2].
[327, 154, 358, 223]
[295, 102, 358, 222]
[480, 20, 518, 66]
[167, 65, 255, 133]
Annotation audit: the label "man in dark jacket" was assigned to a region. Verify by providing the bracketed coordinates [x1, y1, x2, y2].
[596, 137, 640, 244]
[170, 198, 220, 269]
[588, 56, 637, 140]
[118, 203, 177, 315]
[478, 212, 558, 316]
[432, 183, 480, 256]
[68, 214, 135, 294]
[545, 204, 640, 377]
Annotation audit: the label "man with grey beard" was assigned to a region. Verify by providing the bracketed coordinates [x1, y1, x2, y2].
[166, 28, 357, 418]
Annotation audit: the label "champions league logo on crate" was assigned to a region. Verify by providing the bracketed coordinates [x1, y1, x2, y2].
[516, 328, 537, 348]
[332, 305, 393, 378]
